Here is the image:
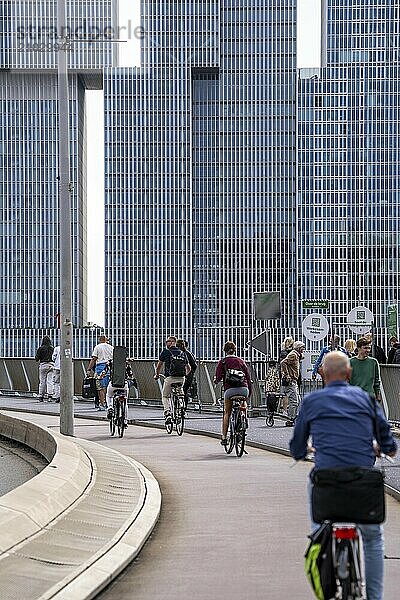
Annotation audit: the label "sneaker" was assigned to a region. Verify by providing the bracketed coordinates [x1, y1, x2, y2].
[220, 438, 227, 447]
[285, 420, 294, 427]
[124, 420, 128, 429]
[164, 411, 172, 424]
[107, 407, 113, 420]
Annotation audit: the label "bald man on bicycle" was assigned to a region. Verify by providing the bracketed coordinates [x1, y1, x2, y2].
[290, 352, 397, 600]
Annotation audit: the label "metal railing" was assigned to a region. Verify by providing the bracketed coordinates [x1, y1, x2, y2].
[0, 358, 399, 425]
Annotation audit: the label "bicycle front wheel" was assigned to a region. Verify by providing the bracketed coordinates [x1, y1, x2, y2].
[235, 414, 246, 457]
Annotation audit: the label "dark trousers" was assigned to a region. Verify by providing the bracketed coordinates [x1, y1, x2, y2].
[183, 373, 194, 408]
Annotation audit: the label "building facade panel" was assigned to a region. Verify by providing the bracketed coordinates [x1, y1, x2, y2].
[298, 0, 400, 347]
[105, 1, 297, 359]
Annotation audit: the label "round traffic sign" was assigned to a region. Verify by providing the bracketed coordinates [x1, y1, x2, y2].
[302, 313, 329, 342]
[346, 306, 374, 335]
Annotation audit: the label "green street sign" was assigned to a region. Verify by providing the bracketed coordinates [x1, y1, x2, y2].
[387, 304, 398, 338]
[302, 300, 329, 310]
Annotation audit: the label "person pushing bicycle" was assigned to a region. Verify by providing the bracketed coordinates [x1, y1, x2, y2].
[214, 341, 252, 447]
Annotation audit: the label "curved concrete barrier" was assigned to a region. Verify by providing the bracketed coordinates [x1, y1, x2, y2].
[0, 413, 161, 600]
[0, 412, 92, 553]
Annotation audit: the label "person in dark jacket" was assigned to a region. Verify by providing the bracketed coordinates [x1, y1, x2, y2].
[177, 339, 197, 409]
[387, 336, 399, 364]
[214, 341, 252, 447]
[365, 333, 386, 364]
[35, 336, 54, 402]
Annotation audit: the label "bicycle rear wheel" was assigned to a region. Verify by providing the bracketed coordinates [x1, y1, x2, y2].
[110, 404, 116, 436]
[176, 397, 185, 436]
[235, 414, 246, 457]
[225, 416, 235, 454]
[117, 402, 126, 438]
[337, 542, 352, 599]
[165, 398, 174, 434]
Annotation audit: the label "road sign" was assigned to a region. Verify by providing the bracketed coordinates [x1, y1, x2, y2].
[387, 304, 398, 338]
[247, 331, 268, 355]
[302, 299, 329, 309]
[302, 313, 329, 342]
[346, 306, 374, 335]
[253, 292, 281, 320]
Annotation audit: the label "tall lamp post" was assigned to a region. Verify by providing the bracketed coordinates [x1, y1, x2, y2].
[57, 0, 74, 436]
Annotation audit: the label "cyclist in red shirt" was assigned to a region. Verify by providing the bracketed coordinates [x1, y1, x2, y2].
[214, 341, 252, 447]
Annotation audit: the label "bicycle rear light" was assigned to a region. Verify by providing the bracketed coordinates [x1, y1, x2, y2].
[334, 527, 358, 540]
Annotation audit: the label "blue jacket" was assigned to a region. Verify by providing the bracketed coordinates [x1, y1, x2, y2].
[312, 346, 348, 376]
[289, 381, 397, 470]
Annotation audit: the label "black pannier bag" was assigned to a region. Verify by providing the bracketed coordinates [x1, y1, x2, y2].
[82, 377, 97, 399]
[311, 466, 385, 525]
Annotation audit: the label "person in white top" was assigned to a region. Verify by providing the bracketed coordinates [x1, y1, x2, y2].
[52, 345, 61, 403]
[87, 335, 114, 410]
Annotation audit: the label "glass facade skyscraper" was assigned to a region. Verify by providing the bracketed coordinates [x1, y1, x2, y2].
[0, 1, 115, 357]
[298, 0, 400, 344]
[105, 1, 297, 358]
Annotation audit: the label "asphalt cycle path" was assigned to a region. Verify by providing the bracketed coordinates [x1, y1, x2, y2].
[15, 412, 400, 600]
[1, 394, 400, 493]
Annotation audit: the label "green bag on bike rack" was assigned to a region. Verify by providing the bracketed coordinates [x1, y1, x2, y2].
[304, 522, 336, 600]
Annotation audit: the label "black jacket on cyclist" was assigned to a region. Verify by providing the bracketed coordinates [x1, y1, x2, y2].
[159, 347, 188, 376]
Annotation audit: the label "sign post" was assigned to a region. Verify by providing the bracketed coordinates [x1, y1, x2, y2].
[346, 306, 374, 336]
[302, 299, 329, 310]
[302, 314, 330, 342]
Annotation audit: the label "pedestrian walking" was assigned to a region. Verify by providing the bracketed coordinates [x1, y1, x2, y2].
[387, 336, 400, 364]
[176, 339, 197, 409]
[312, 335, 347, 384]
[87, 335, 114, 411]
[365, 333, 386, 364]
[280, 340, 305, 426]
[35, 336, 54, 402]
[279, 337, 294, 363]
[278, 337, 294, 415]
[349, 337, 381, 401]
[344, 338, 357, 357]
[290, 351, 397, 600]
[52, 344, 61, 403]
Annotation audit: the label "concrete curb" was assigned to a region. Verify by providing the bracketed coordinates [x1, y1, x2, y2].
[0, 412, 92, 553]
[38, 445, 162, 600]
[0, 413, 162, 600]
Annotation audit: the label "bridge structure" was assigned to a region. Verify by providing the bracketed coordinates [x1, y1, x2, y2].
[0, 390, 399, 599]
[0, 358, 400, 425]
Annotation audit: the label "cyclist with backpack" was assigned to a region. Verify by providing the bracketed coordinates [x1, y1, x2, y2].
[154, 336, 191, 424]
[214, 341, 252, 447]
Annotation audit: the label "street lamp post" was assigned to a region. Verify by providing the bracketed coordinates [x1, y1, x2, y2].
[57, 0, 74, 436]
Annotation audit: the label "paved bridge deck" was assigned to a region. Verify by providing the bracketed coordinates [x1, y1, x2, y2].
[6, 410, 400, 600]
